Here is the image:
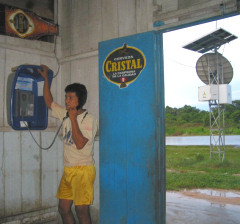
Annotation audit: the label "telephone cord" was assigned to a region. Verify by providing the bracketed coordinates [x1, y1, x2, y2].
[22, 117, 66, 150]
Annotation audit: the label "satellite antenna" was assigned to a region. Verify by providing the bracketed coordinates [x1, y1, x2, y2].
[183, 28, 237, 161]
[196, 52, 233, 85]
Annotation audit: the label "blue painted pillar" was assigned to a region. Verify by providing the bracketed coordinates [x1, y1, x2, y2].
[99, 31, 165, 224]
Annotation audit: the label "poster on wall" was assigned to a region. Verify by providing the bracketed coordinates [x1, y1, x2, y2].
[103, 43, 146, 88]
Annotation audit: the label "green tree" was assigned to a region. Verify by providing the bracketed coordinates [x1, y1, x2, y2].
[165, 100, 240, 136]
[231, 110, 240, 123]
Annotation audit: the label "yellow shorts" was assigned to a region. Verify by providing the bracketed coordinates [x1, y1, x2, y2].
[56, 165, 95, 205]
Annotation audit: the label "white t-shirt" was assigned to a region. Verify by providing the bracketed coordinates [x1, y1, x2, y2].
[51, 102, 98, 167]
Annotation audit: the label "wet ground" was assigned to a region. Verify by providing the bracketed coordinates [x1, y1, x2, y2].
[166, 189, 240, 224]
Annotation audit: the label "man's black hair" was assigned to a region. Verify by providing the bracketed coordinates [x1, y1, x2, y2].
[65, 83, 87, 110]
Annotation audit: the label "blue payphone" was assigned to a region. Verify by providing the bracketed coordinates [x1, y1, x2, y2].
[7, 65, 53, 130]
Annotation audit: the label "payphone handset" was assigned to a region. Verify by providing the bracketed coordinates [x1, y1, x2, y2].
[8, 65, 53, 130]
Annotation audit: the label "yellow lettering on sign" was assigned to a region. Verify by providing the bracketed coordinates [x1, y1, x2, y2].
[105, 61, 111, 72]
[105, 59, 143, 72]
[130, 60, 136, 69]
[117, 61, 121, 71]
[111, 62, 117, 72]
[136, 59, 143, 68]
[121, 61, 126, 70]
[125, 60, 131, 70]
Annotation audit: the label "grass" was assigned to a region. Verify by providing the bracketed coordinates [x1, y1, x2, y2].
[166, 124, 210, 136]
[165, 123, 240, 136]
[166, 145, 240, 191]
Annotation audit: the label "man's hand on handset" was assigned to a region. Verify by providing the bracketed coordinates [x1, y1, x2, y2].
[68, 108, 78, 121]
[38, 64, 50, 80]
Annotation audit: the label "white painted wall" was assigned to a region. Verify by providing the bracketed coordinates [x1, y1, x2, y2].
[0, 30, 100, 224]
[0, 34, 63, 223]
[0, 0, 239, 223]
[58, 2, 154, 220]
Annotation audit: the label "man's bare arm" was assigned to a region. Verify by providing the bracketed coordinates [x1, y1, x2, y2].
[38, 64, 53, 109]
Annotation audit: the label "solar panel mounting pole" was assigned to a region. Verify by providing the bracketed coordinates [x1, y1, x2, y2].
[208, 51, 225, 161]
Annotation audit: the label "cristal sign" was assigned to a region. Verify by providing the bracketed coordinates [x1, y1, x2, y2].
[103, 43, 146, 88]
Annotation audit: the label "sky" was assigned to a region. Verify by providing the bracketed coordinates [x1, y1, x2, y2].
[163, 15, 240, 111]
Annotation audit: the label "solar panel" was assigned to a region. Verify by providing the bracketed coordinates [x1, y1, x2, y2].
[183, 28, 238, 53]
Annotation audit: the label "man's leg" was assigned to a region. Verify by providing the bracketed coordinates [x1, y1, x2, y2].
[58, 199, 75, 224]
[75, 205, 91, 224]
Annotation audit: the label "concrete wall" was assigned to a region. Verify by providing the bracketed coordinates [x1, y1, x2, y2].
[0, 33, 100, 223]
[0, 0, 239, 223]
[153, 0, 238, 29]
[0, 35, 62, 223]
[58, 1, 154, 220]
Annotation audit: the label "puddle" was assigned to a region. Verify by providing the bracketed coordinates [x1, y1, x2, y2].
[180, 189, 240, 206]
[166, 190, 240, 224]
[187, 189, 240, 198]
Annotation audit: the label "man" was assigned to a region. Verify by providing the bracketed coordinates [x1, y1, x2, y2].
[39, 65, 98, 224]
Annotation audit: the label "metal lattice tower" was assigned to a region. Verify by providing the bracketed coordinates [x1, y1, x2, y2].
[208, 51, 225, 161]
[183, 28, 237, 161]
[209, 100, 225, 160]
